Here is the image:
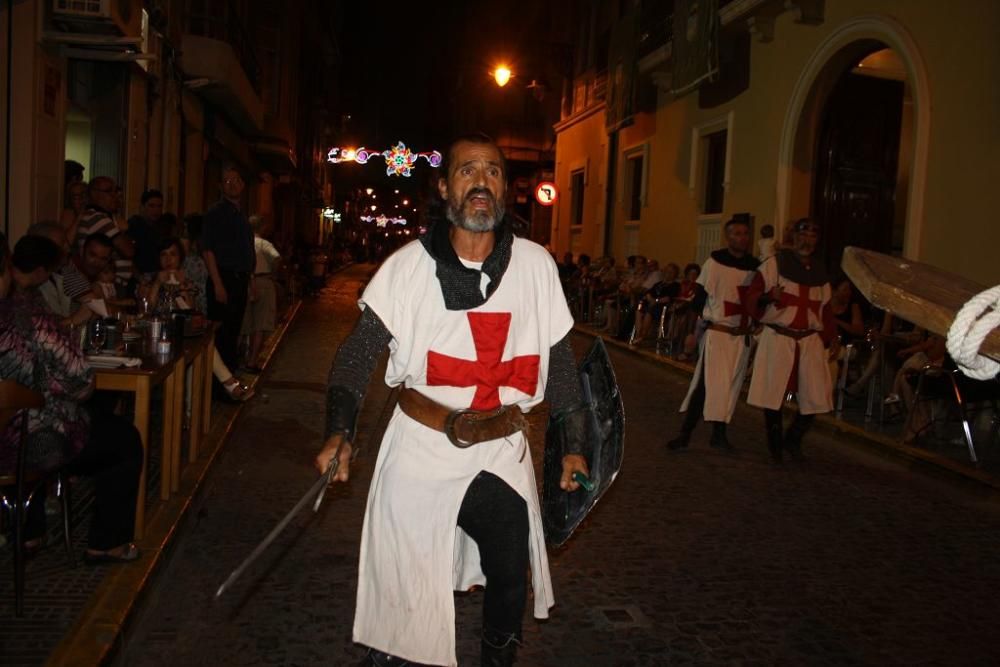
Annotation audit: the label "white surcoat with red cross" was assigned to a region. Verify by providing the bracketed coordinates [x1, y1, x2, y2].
[746, 255, 833, 414]
[352, 237, 573, 666]
[680, 256, 756, 422]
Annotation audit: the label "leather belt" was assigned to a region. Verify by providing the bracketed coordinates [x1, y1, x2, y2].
[766, 323, 817, 340]
[397, 387, 527, 448]
[706, 322, 754, 336]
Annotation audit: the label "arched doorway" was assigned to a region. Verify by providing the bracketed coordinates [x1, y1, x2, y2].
[811, 46, 911, 270]
[776, 16, 931, 269]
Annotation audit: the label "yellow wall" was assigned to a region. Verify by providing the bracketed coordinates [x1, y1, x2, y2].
[552, 105, 608, 259]
[556, 0, 1000, 286]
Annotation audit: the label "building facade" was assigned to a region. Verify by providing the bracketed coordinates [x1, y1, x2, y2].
[1, 0, 339, 248]
[552, 0, 1000, 285]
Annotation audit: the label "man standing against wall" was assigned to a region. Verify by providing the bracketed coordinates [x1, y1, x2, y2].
[202, 166, 255, 375]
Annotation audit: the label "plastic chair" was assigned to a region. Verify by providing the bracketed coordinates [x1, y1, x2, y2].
[0, 380, 75, 617]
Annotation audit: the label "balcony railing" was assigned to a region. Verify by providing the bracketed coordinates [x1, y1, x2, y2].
[184, 0, 261, 95]
[637, 0, 673, 60]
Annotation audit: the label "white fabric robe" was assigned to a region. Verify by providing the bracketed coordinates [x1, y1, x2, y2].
[351, 237, 573, 666]
[746, 256, 833, 414]
[679, 257, 756, 422]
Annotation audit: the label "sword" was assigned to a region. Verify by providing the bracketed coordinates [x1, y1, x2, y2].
[215, 442, 344, 599]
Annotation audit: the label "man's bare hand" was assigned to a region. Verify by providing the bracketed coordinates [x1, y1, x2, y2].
[559, 454, 590, 492]
[314, 435, 352, 482]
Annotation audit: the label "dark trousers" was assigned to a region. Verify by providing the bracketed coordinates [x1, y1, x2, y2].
[25, 408, 143, 550]
[457, 471, 530, 640]
[207, 269, 250, 372]
[681, 362, 708, 434]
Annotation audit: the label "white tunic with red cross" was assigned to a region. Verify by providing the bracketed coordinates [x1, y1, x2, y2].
[746, 255, 834, 414]
[680, 255, 756, 422]
[351, 237, 573, 666]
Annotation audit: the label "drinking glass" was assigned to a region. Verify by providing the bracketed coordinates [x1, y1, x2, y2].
[89, 318, 107, 353]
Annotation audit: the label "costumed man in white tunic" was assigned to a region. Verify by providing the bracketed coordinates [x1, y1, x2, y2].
[314, 134, 591, 667]
[743, 218, 836, 462]
[667, 216, 759, 451]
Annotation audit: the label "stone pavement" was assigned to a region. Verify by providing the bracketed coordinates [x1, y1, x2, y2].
[115, 264, 1000, 666]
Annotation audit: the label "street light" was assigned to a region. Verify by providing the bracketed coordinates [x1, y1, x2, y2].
[365, 187, 374, 196]
[493, 64, 512, 87]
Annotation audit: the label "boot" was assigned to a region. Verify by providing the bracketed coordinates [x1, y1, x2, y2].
[764, 409, 784, 463]
[667, 408, 700, 451]
[481, 626, 519, 667]
[784, 413, 814, 461]
[708, 422, 733, 451]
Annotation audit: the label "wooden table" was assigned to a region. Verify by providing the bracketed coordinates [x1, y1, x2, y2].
[90, 326, 215, 538]
[179, 325, 216, 489]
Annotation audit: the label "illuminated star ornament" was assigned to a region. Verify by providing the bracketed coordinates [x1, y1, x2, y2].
[327, 141, 442, 178]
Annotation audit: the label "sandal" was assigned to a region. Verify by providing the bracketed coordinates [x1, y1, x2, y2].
[84, 542, 141, 565]
[222, 377, 255, 402]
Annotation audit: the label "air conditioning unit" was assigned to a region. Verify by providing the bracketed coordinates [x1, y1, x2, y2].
[51, 0, 141, 38]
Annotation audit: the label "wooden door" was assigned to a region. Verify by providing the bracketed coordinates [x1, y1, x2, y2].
[812, 72, 903, 271]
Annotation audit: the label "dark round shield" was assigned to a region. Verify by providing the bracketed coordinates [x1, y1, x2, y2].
[542, 337, 624, 546]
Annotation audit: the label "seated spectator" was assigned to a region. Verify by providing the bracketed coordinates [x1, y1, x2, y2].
[633, 262, 680, 344]
[827, 275, 866, 385]
[758, 224, 776, 260]
[127, 189, 166, 276]
[60, 181, 88, 246]
[558, 251, 576, 284]
[181, 214, 209, 314]
[146, 237, 196, 313]
[671, 263, 702, 358]
[0, 232, 142, 562]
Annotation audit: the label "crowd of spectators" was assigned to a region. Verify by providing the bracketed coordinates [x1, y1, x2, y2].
[555, 232, 995, 457]
[0, 161, 298, 565]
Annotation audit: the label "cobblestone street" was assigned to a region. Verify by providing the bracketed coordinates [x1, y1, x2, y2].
[116, 265, 1000, 666]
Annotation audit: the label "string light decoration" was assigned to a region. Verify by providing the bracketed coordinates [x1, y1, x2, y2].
[361, 214, 408, 227]
[327, 141, 442, 177]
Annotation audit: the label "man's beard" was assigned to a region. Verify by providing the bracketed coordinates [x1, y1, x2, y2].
[446, 188, 505, 232]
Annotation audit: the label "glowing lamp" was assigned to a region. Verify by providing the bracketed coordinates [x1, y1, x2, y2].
[365, 187, 374, 195]
[493, 65, 512, 87]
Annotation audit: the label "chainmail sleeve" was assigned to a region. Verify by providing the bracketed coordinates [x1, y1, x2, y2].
[325, 308, 393, 441]
[546, 335, 583, 415]
[545, 334, 588, 456]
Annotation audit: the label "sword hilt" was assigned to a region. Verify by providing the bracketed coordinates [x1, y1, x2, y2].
[312, 440, 345, 513]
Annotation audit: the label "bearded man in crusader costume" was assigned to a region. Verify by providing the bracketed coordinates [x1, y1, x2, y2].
[667, 216, 759, 451]
[743, 217, 836, 463]
[314, 133, 590, 667]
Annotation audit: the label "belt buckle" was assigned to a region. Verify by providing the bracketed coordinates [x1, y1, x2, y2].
[444, 408, 477, 448]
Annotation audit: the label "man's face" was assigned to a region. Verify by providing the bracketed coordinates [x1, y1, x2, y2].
[89, 178, 117, 212]
[793, 227, 819, 257]
[80, 240, 112, 279]
[725, 223, 751, 255]
[144, 197, 164, 221]
[437, 141, 506, 233]
[222, 170, 245, 201]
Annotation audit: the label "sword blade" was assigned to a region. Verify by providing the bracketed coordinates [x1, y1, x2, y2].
[215, 463, 336, 599]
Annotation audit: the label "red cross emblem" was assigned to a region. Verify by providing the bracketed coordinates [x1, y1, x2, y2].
[778, 283, 822, 329]
[723, 285, 751, 327]
[426, 312, 540, 410]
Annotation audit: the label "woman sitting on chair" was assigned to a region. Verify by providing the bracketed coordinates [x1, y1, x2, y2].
[0, 233, 143, 563]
